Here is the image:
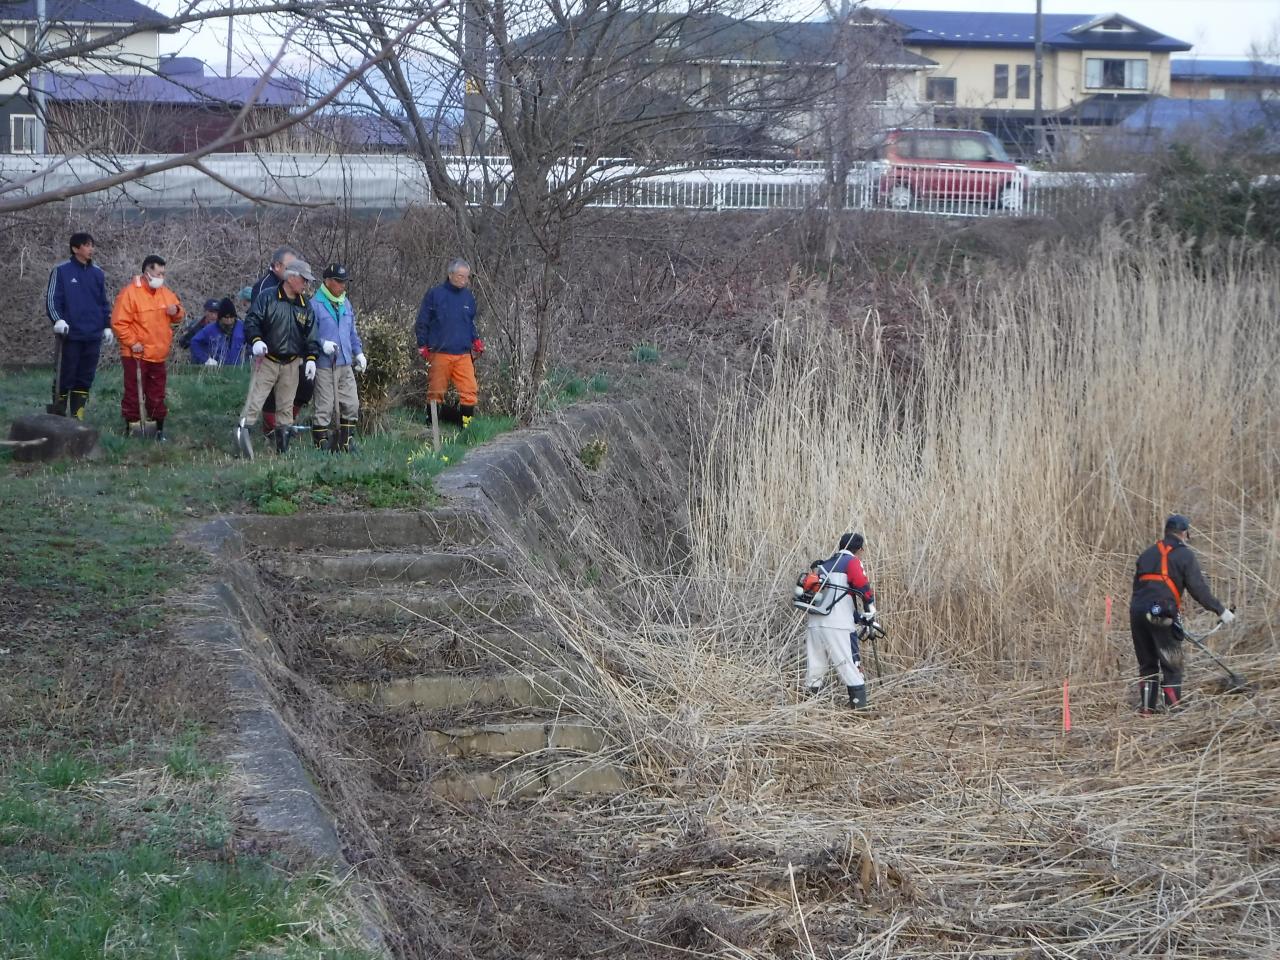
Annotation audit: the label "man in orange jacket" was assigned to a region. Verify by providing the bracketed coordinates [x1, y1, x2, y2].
[111, 254, 184, 440]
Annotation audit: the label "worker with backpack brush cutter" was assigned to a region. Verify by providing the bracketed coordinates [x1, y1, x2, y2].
[1130, 514, 1236, 714]
[792, 532, 880, 710]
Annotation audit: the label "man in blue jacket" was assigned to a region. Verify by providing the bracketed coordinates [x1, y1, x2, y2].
[415, 258, 484, 428]
[46, 232, 114, 418]
[190, 299, 246, 367]
[307, 265, 367, 452]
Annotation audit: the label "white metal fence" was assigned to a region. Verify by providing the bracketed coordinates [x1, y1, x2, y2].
[0, 153, 1128, 218]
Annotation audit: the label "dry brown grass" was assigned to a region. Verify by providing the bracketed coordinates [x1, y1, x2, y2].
[510, 227, 1280, 957]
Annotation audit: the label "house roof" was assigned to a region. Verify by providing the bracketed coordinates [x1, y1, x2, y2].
[1171, 59, 1280, 82]
[1119, 96, 1278, 135]
[306, 113, 458, 149]
[877, 9, 1191, 52]
[42, 60, 303, 107]
[1, 0, 172, 28]
[518, 12, 936, 69]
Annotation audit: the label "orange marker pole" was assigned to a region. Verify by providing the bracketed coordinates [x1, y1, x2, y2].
[1062, 679, 1072, 733]
[1104, 595, 1112, 628]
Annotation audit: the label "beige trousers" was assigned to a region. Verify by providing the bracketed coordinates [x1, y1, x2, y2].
[312, 365, 359, 428]
[240, 358, 300, 426]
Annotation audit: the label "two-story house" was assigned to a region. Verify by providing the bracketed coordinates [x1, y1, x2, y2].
[877, 9, 1192, 155]
[1170, 59, 1280, 101]
[1, 0, 299, 154]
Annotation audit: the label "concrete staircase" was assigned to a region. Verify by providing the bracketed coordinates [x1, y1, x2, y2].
[239, 510, 625, 803]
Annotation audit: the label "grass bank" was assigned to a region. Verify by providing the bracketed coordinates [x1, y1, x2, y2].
[0, 362, 515, 958]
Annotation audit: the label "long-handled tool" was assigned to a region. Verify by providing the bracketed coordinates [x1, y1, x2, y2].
[1173, 614, 1250, 694]
[856, 619, 885, 683]
[46, 333, 64, 414]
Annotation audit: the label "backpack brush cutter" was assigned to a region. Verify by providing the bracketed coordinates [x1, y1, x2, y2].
[1173, 614, 1252, 696]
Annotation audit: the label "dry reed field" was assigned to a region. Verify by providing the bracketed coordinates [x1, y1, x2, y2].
[522, 228, 1280, 957]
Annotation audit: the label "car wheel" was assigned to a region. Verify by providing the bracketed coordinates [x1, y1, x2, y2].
[998, 183, 1024, 212]
[886, 184, 913, 210]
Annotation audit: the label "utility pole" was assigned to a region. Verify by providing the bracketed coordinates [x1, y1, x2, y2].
[32, 0, 47, 154]
[1033, 0, 1046, 158]
[461, 0, 486, 155]
[226, 0, 235, 77]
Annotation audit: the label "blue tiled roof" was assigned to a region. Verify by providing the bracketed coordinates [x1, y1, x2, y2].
[1171, 59, 1280, 81]
[1, 0, 168, 26]
[877, 9, 1191, 51]
[44, 67, 303, 108]
[1118, 97, 1279, 145]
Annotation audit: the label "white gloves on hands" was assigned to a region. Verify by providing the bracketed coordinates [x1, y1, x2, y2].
[322, 340, 337, 356]
[1219, 609, 1236, 625]
[866, 603, 877, 618]
[52, 319, 69, 335]
[204, 357, 219, 367]
[355, 353, 367, 374]
[251, 341, 267, 357]
[102, 328, 115, 346]
[304, 359, 316, 381]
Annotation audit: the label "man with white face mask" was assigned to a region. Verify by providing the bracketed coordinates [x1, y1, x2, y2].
[110, 254, 185, 440]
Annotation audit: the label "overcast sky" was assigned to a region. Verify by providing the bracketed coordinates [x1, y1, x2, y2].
[156, 0, 1280, 76]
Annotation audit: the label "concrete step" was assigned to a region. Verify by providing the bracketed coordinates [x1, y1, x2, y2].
[425, 720, 606, 758]
[329, 627, 562, 670]
[232, 506, 489, 552]
[341, 669, 583, 711]
[261, 549, 509, 585]
[311, 582, 530, 624]
[428, 757, 627, 802]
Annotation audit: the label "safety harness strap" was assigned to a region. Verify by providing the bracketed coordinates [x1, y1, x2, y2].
[1138, 541, 1181, 609]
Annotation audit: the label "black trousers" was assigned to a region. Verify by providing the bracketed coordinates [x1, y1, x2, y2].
[59, 337, 102, 394]
[1131, 607, 1183, 689]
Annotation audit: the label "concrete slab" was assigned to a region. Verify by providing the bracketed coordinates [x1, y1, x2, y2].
[262, 549, 509, 585]
[232, 506, 489, 551]
[342, 669, 582, 710]
[429, 758, 626, 802]
[319, 584, 529, 624]
[425, 721, 605, 758]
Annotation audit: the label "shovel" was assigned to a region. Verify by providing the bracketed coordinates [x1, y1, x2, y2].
[46, 333, 65, 414]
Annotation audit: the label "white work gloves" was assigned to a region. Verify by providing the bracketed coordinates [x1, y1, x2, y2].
[355, 353, 368, 374]
[304, 359, 317, 381]
[866, 603, 877, 618]
[102, 328, 115, 347]
[251, 341, 267, 357]
[52, 319, 69, 335]
[321, 340, 337, 356]
[204, 357, 219, 367]
[1219, 609, 1236, 625]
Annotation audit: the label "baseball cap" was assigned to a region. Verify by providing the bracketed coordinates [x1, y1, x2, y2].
[283, 260, 316, 282]
[203, 298, 221, 312]
[322, 264, 349, 281]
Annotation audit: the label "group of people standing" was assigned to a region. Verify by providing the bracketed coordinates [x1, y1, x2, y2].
[44, 233, 485, 454]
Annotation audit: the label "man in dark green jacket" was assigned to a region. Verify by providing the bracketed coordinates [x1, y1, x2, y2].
[235, 260, 316, 457]
[1130, 514, 1234, 714]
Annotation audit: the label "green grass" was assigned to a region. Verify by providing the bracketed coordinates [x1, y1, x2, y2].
[630, 344, 661, 363]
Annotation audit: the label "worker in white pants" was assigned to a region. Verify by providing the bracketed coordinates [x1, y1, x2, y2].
[802, 532, 877, 710]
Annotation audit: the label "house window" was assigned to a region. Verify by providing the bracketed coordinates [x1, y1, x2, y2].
[1016, 64, 1031, 99]
[925, 76, 956, 104]
[1085, 58, 1148, 90]
[993, 64, 1009, 99]
[10, 114, 37, 154]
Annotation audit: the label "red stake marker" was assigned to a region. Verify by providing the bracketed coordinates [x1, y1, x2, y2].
[1062, 679, 1072, 733]
[1105, 595, 1112, 628]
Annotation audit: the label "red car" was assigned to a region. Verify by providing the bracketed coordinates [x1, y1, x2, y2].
[876, 128, 1028, 211]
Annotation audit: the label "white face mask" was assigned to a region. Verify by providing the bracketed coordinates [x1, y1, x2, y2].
[147, 274, 166, 289]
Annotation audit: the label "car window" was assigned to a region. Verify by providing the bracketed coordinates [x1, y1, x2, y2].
[950, 137, 991, 162]
[914, 135, 952, 160]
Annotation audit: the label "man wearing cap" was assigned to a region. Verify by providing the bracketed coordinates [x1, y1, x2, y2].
[190, 298, 245, 367]
[802, 532, 878, 711]
[307, 264, 368, 452]
[416, 258, 484, 428]
[250, 245, 314, 436]
[1130, 514, 1235, 714]
[46, 231, 114, 419]
[236, 259, 316, 456]
[178, 298, 223, 361]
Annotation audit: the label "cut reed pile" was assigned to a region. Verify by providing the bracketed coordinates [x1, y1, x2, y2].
[515, 227, 1280, 957]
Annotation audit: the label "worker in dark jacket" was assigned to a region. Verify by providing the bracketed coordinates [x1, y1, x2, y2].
[46, 232, 114, 418]
[250, 245, 314, 435]
[415, 258, 484, 428]
[1130, 514, 1234, 714]
[190, 299, 245, 366]
[235, 260, 316, 457]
